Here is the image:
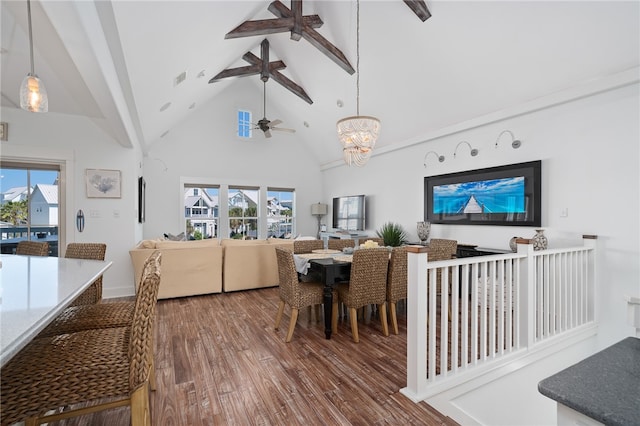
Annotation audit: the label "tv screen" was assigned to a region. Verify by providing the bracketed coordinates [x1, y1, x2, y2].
[425, 160, 541, 226]
[332, 195, 366, 231]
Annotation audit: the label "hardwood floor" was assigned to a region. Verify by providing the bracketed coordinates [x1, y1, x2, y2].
[49, 287, 458, 425]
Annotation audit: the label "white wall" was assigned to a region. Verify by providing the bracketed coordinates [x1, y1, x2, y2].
[142, 81, 325, 240]
[321, 77, 639, 424]
[1, 107, 141, 298]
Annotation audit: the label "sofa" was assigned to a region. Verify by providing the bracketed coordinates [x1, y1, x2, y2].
[129, 238, 293, 299]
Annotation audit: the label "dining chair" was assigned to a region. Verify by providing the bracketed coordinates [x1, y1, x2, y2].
[331, 247, 390, 343]
[0, 250, 161, 426]
[15, 241, 49, 256]
[327, 239, 355, 251]
[65, 243, 107, 306]
[274, 247, 330, 342]
[387, 246, 408, 335]
[293, 239, 323, 254]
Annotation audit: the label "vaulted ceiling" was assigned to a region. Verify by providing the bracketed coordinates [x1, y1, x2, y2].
[1, 1, 638, 166]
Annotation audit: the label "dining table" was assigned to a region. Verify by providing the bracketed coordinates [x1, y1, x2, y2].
[294, 250, 354, 339]
[0, 253, 113, 367]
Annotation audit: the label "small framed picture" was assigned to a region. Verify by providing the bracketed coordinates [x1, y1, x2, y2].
[138, 176, 146, 223]
[85, 169, 121, 198]
[0, 122, 7, 141]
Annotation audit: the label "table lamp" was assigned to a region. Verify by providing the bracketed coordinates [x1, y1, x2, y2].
[311, 203, 328, 239]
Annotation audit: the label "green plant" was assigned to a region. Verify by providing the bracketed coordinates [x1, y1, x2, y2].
[376, 222, 408, 247]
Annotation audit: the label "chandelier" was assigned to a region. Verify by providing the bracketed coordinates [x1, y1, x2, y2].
[336, 0, 380, 166]
[19, 0, 48, 113]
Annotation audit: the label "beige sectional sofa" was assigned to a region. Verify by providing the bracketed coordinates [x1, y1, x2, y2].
[129, 238, 293, 298]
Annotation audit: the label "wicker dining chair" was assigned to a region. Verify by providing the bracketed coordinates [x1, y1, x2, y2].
[65, 243, 107, 306]
[274, 247, 330, 342]
[331, 247, 390, 343]
[327, 239, 355, 251]
[15, 241, 49, 256]
[293, 239, 323, 254]
[0, 251, 161, 426]
[387, 246, 408, 335]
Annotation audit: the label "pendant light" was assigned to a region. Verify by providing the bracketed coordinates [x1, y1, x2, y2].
[336, 0, 380, 166]
[19, 0, 48, 113]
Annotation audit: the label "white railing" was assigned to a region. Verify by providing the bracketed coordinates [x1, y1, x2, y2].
[401, 236, 597, 402]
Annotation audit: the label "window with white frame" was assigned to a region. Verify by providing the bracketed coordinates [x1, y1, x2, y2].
[183, 184, 219, 239]
[237, 110, 252, 139]
[267, 188, 294, 238]
[228, 186, 258, 239]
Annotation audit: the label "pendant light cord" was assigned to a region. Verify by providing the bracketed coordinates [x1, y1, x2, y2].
[356, 0, 360, 116]
[27, 0, 35, 75]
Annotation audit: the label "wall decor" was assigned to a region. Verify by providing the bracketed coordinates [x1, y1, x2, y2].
[424, 160, 542, 227]
[85, 169, 121, 198]
[138, 176, 146, 223]
[0, 122, 7, 141]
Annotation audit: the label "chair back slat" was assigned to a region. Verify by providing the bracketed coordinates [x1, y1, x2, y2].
[293, 239, 323, 254]
[387, 246, 408, 304]
[348, 247, 389, 307]
[327, 239, 355, 251]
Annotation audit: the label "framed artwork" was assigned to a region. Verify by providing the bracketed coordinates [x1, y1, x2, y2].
[138, 176, 146, 223]
[85, 169, 121, 198]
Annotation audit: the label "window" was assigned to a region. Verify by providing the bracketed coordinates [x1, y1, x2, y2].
[267, 188, 295, 238]
[237, 110, 252, 138]
[184, 185, 218, 239]
[0, 163, 61, 256]
[228, 186, 258, 239]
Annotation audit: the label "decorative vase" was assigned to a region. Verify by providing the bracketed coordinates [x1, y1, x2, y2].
[509, 236, 521, 253]
[532, 229, 548, 251]
[417, 221, 430, 245]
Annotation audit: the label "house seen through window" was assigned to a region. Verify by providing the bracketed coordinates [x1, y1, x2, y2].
[184, 185, 218, 239]
[267, 188, 294, 238]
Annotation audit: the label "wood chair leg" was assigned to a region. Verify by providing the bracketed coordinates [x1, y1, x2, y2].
[285, 308, 299, 342]
[331, 301, 339, 334]
[379, 303, 389, 337]
[274, 300, 285, 330]
[307, 305, 312, 323]
[349, 307, 359, 343]
[131, 382, 151, 426]
[390, 302, 399, 335]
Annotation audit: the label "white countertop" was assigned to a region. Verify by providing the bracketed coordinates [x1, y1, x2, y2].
[0, 254, 113, 367]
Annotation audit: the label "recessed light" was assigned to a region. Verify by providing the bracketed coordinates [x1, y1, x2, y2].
[189, 102, 196, 110]
[174, 71, 187, 86]
[337, 100, 344, 108]
[303, 121, 310, 128]
[160, 102, 171, 112]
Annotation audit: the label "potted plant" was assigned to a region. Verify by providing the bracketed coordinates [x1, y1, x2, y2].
[376, 222, 408, 247]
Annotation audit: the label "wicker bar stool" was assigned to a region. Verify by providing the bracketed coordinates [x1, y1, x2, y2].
[331, 247, 390, 343]
[293, 239, 323, 254]
[0, 251, 161, 426]
[274, 247, 332, 342]
[327, 239, 355, 251]
[65, 243, 107, 306]
[387, 246, 408, 335]
[15, 241, 49, 256]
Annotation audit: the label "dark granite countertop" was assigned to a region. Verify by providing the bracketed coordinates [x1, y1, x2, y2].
[538, 337, 640, 426]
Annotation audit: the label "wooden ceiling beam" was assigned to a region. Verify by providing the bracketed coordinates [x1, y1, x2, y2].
[403, 0, 431, 22]
[268, 0, 354, 74]
[225, 15, 323, 39]
[269, 70, 313, 105]
[291, 0, 303, 41]
[208, 59, 286, 83]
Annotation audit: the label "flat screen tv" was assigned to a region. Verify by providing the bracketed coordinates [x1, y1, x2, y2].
[424, 160, 541, 226]
[332, 194, 366, 231]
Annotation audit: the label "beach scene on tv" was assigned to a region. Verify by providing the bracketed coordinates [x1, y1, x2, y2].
[433, 176, 526, 214]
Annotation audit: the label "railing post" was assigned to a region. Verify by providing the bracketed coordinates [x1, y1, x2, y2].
[401, 245, 429, 401]
[517, 238, 535, 348]
[583, 235, 597, 322]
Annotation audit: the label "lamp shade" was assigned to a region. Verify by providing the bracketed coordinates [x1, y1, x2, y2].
[336, 115, 380, 166]
[311, 203, 328, 216]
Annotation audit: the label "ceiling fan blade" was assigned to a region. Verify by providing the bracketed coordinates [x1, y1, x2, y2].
[269, 119, 282, 127]
[264, 129, 272, 138]
[272, 127, 296, 133]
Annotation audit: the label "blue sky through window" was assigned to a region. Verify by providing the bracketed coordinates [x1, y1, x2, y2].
[237, 110, 251, 138]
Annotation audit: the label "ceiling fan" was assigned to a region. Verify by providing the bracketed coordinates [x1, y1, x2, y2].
[255, 81, 295, 138]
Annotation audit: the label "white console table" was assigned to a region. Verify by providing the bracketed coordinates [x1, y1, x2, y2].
[320, 231, 371, 247]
